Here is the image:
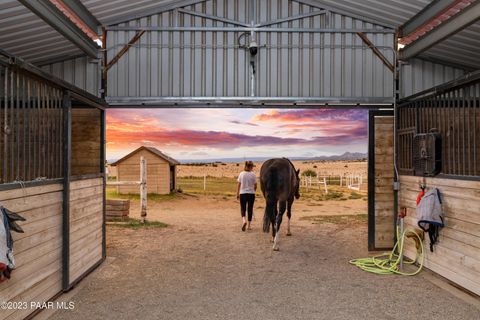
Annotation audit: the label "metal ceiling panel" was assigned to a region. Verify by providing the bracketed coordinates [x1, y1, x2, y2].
[0, 0, 84, 63]
[419, 20, 480, 70]
[300, 0, 431, 27]
[80, 0, 199, 25]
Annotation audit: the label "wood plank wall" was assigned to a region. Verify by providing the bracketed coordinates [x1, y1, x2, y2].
[117, 149, 171, 195]
[400, 175, 480, 296]
[71, 108, 101, 176]
[69, 177, 103, 284]
[0, 183, 63, 320]
[374, 117, 395, 249]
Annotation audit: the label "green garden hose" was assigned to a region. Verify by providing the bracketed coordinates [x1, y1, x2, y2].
[349, 227, 424, 276]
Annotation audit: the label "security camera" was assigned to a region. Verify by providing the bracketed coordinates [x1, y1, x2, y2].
[249, 40, 258, 56]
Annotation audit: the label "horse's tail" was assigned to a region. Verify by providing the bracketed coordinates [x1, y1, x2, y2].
[263, 167, 277, 233]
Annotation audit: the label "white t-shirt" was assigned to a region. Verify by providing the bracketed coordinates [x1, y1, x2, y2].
[237, 171, 257, 194]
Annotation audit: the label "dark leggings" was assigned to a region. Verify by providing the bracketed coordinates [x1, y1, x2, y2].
[240, 193, 255, 221]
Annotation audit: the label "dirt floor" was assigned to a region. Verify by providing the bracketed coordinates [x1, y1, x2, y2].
[49, 194, 480, 320]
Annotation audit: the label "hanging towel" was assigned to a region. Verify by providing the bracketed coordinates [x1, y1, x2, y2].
[416, 188, 444, 252]
[0, 206, 26, 281]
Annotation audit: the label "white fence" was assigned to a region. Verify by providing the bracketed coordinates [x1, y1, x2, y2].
[301, 173, 365, 193]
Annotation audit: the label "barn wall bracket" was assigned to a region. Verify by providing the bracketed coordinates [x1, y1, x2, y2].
[356, 32, 394, 73]
[104, 30, 145, 73]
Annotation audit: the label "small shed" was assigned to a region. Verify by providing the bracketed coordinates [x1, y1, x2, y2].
[112, 146, 179, 195]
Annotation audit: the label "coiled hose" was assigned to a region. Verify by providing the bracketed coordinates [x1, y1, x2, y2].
[349, 227, 424, 276]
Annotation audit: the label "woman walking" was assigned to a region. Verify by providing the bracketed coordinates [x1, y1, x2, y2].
[237, 161, 257, 231]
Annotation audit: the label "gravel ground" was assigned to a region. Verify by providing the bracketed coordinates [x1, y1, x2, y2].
[49, 195, 480, 320]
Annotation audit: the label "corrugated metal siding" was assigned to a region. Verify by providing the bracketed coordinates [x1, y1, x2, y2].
[0, 0, 83, 63]
[298, 0, 430, 27]
[419, 21, 480, 71]
[400, 58, 467, 98]
[106, 0, 395, 99]
[40, 56, 101, 96]
[81, 0, 182, 25]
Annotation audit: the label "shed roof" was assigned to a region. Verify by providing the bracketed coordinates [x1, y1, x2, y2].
[112, 146, 180, 166]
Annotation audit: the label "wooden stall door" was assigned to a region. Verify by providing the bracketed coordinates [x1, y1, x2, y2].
[368, 110, 395, 250]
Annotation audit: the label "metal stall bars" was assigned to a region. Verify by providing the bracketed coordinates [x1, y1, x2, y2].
[397, 70, 480, 179]
[0, 54, 64, 185]
[0, 51, 107, 300]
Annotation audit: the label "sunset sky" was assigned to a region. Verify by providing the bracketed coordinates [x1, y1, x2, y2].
[106, 109, 368, 162]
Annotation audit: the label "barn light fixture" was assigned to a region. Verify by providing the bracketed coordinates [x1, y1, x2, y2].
[248, 40, 258, 56]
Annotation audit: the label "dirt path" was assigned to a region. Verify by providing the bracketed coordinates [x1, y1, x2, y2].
[49, 195, 479, 320]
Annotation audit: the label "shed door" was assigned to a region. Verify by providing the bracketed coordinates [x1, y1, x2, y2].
[368, 110, 395, 250]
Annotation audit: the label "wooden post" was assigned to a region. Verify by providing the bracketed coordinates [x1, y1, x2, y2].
[140, 156, 147, 223]
[203, 173, 206, 191]
[323, 177, 328, 194]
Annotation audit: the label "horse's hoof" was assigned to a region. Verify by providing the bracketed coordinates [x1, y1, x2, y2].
[273, 247, 280, 251]
[286, 232, 292, 236]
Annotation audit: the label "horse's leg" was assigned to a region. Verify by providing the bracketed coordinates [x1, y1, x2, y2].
[273, 201, 287, 251]
[270, 201, 277, 243]
[286, 198, 293, 236]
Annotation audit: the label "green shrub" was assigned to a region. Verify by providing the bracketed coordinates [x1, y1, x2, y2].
[301, 169, 317, 177]
[349, 192, 362, 200]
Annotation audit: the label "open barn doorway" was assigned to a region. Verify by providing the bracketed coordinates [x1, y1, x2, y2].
[104, 107, 394, 250]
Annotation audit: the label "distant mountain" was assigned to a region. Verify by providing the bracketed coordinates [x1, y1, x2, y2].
[177, 152, 367, 164]
[308, 152, 368, 161]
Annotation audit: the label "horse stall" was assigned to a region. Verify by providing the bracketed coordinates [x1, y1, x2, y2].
[0, 54, 106, 319]
[396, 72, 480, 296]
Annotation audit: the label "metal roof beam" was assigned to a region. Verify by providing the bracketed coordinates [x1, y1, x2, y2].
[399, 0, 458, 37]
[18, 0, 99, 58]
[105, 26, 394, 34]
[103, 0, 207, 26]
[105, 96, 394, 108]
[256, 10, 326, 28]
[400, 1, 480, 60]
[62, 0, 101, 34]
[177, 8, 250, 27]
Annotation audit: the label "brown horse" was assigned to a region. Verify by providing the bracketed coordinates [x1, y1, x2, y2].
[260, 158, 300, 251]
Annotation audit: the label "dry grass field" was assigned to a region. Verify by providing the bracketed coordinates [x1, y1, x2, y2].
[177, 160, 367, 178]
